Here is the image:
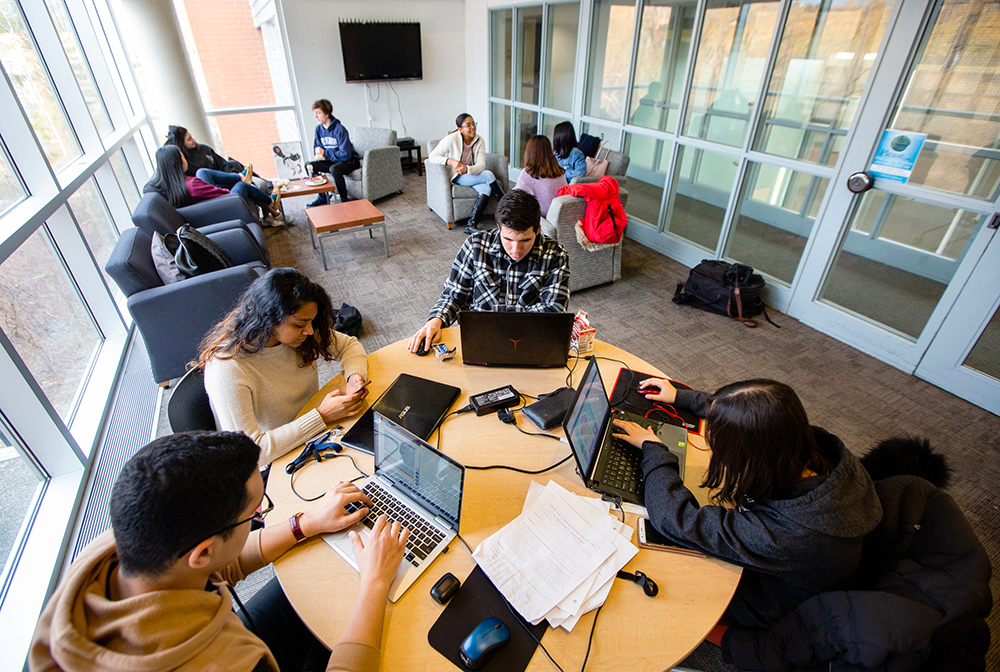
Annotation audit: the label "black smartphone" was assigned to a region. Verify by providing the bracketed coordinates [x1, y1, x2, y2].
[637, 518, 706, 557]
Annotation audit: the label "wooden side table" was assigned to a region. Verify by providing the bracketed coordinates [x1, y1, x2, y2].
[305, 199, 388, 270]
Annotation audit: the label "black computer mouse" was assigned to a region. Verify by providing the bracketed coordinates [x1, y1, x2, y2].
[458, 617, 509, 670]
[414, 340, 430, 356]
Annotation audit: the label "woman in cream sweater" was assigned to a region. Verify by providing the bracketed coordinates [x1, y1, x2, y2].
[199, 268, 369, 465]
[427, 113, 504, 234]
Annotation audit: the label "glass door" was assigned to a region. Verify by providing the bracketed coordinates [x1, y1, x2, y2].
[790, 0, 1000, 386]
[915, 225, 1000, 414]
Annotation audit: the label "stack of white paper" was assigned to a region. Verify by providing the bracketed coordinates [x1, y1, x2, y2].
[472, 480, 638, 632]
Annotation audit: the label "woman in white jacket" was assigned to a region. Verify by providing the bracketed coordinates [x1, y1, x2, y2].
[427, 113, 504, 234]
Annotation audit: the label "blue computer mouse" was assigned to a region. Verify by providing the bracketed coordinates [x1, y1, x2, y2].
[458, 616, 510, 670]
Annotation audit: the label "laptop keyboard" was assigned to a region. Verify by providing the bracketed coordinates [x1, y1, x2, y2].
[601, 437, 645, 494]
[600, 410, 662, 494]
[345, 481, 446, 567]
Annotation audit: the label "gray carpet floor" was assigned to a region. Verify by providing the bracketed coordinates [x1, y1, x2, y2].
[158, 170, 998, 670]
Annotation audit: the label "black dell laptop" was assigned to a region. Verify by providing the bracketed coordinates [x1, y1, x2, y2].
[459, 311, 575, 367]
[339, 374, 461, 454]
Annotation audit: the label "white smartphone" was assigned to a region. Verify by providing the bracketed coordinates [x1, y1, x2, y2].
[637, 517, 706, 557]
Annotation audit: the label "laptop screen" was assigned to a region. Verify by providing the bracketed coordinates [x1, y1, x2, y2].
[563, 358, 610, 473]
[373, 412, 464, 529]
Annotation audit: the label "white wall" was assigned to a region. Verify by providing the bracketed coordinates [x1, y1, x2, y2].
[280, 0, 468, 153]
[465, 0, 490, 148]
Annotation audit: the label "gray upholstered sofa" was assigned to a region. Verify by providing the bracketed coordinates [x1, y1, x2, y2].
[540, 186, 629, 292]
[343, 127, 404, 202]
[425, 139, 510, 229]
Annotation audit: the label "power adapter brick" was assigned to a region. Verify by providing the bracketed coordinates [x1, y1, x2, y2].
[468, 385, 520, 416]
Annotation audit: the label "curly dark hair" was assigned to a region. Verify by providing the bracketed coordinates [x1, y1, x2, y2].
[197, 267, 337, 367]
[702, 379, 830, 507]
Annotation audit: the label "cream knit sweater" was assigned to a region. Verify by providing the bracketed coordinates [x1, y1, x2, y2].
[204, 331, 368, 465]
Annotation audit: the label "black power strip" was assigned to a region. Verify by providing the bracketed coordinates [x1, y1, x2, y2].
[469, 385, 520, 416]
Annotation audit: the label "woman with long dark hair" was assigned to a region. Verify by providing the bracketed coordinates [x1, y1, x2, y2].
[199, 268, 369, 465]
[513, 135, 567, 218]
[613, 378, 881, 633]
[145, 146, 281, 220]
[552, 121, 587, 182]
[427, 113, 505, 234]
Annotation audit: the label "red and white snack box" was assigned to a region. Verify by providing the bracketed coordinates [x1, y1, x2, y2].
[571, 310, 596, 354]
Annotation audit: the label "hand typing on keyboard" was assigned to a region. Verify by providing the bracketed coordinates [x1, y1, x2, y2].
[350, 514, 409, 593]
[298, 481, 373, 538]
[612, 419, 660, 449]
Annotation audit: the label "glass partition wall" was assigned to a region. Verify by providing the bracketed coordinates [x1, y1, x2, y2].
[490, 0, 1000, 412]
[0, 0, 150, 663]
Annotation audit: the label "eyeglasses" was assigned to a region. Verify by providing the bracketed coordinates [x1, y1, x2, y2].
[177, 496, 272, 557]
[461, 122, 477, 129]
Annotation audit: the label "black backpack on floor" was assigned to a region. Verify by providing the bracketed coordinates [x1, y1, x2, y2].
[335, 303, 363, 336]
[673, 260, 777, 328]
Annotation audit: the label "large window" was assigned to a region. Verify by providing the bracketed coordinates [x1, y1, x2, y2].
[0, 0, 147, 664]
[171, 0, 302, 179]
[490, 3, 580, 166]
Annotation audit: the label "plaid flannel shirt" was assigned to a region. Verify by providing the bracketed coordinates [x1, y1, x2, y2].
[428, 229, 570, 326]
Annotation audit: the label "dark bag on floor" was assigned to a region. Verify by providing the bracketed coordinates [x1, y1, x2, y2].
[335, 303, 363, 336]
[164, 225, 235, 278]
[673, 259, 776, 328]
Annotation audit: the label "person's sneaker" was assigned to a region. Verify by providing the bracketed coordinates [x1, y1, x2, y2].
[463, 224, 478, 235]
[306, 194, 328, 208]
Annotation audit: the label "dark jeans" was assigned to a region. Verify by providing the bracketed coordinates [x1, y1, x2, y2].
[237, 576, 331, 672]
[306, 157, 361, 201]
[195, 168, 272, 209]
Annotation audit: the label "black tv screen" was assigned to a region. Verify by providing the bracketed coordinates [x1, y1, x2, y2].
[340, 21, 422, 83]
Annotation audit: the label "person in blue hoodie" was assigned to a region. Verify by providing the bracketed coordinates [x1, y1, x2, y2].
[306, 99, 361, 206]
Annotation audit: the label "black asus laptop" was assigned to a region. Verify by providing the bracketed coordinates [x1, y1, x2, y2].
[339, 374, 461, 454]
[562, 358, 687, 506]
[459, 311, 575, 367]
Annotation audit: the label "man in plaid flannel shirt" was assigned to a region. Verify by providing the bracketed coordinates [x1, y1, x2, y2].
[408, 189, 570, 353]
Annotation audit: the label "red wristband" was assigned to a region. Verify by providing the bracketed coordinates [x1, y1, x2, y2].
[289, 512, 306, 542]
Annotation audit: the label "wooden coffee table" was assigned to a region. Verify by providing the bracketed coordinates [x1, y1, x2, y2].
[305, 199, 388, 270]
[276, 175, 335, 219]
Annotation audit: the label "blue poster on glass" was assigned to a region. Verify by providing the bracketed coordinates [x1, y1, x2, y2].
[869, 130, 927, 183]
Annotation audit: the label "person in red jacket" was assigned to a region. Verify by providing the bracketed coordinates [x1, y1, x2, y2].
[556, 175, 627, 244]
[145, 146, 282, 220]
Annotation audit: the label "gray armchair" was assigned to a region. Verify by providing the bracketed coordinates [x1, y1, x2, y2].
[132, 192, 270, 267]
[425, 139, 510, 229]
[105, 227, 267, 384]
[571, 147, 630, 187]
[343, 127, 404, 202]
[540, 186, 629, 292]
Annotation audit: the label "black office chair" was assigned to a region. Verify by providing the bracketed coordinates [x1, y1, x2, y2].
[167, 367, 217, 433]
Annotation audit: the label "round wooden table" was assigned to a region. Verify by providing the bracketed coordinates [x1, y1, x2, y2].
[267, 329, 741, 671]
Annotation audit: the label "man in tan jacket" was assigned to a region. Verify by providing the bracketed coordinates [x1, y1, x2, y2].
[30, 431, 408, 672]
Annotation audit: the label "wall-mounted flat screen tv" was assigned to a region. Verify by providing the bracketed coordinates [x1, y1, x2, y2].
[340, 20, 422, 83]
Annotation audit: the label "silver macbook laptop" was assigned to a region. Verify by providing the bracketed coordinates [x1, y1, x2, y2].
[562, 358, 687, 506]
[323, 412, 465, 602]
[459, 311, 575, 367]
